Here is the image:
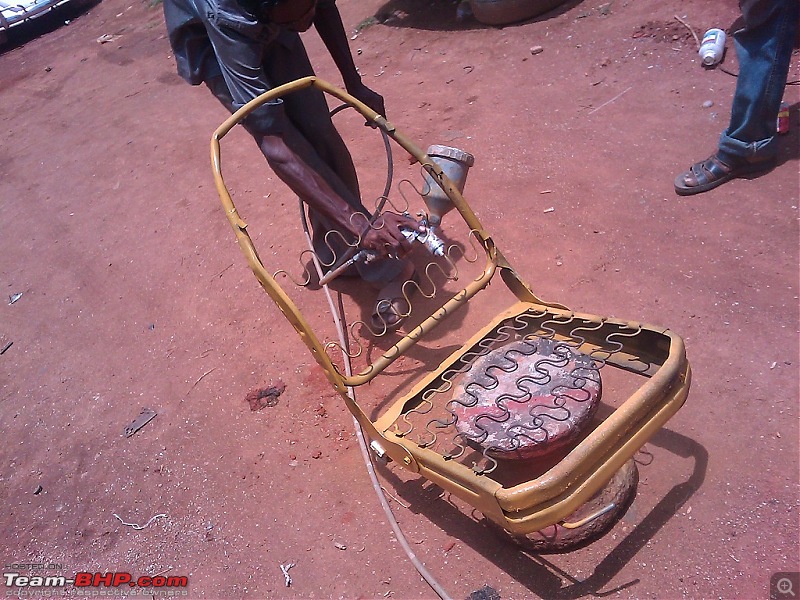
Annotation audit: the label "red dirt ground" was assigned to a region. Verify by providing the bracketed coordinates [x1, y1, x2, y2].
[1, 0, 798, 598]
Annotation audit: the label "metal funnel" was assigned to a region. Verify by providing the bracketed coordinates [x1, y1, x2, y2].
[422, 145, 475, 227]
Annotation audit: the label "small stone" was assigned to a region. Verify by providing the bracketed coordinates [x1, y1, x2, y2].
[468, 585, 500, 600]
[311, 450, 322, 459]
[702, 100, 714, 108]
[530, 45, 544, 55]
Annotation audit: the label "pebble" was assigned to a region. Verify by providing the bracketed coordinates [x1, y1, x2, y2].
[702, 100, 714, 108]
[530, 45, 544, 55]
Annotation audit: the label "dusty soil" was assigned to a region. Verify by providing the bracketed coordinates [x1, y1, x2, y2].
[1, 0, 798, 598]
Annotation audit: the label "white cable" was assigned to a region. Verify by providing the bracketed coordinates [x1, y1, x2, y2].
[300, 201, 452, 600]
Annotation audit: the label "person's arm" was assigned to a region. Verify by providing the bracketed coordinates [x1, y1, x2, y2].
[312, 0, 385, 116]
[258, 129, 416, 255]
[207, 2, 414, 253]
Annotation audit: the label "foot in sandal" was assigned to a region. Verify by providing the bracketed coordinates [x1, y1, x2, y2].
[674, 153, 776, 196]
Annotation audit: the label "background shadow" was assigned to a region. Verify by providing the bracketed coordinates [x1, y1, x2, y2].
[369, 0, 583, 32]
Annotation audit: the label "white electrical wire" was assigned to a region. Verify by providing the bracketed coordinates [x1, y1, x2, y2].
[300, 201, 452, 600]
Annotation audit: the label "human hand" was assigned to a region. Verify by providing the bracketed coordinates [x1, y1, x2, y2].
[359, 212, 423, 258]
[346, 81, 386, 119]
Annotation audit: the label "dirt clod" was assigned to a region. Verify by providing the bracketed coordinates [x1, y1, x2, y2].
[632, 20, 697, 44]
[245, 380, 286, 411]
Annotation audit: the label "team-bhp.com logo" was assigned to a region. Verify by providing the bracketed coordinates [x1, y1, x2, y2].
[4, 570, 189, 596]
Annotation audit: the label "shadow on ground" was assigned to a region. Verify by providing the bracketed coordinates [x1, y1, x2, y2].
[367, 0, 584, 32]
[378, 426, 708, 598]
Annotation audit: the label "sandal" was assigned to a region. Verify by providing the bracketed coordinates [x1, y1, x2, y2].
[370, 266, 418, 333]
[674, 153, 775, 196]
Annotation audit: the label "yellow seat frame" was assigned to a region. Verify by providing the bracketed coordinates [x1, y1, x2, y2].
[211, 77, 692, 536]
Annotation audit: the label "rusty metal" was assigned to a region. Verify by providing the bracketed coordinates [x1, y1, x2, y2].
[210, 76, 691, 536]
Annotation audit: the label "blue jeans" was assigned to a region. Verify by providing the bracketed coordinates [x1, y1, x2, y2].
[717, 0, 799, 164]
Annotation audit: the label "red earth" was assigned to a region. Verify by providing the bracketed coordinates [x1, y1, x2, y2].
[1, 0, 798, 598]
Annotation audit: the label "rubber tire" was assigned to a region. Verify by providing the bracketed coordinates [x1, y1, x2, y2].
[489, 459, 639, 553]
[469, 0, 567, 25]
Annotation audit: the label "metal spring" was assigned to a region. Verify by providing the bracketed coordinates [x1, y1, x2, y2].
[397, 310, 652, 475]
